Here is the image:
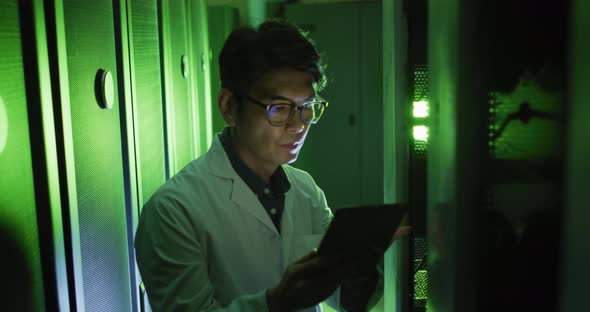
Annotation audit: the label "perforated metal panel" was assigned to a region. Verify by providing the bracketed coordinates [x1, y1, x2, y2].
[0, 1, 46, 310]
[489, 82, 561, 161]
[413, 65, 429, 103]
[129, 0, 166, 203]
[412, 65, 429, 157]
[207, 6, 238, 136]
[161, 0, 194, 173]
[413, 238, 428, 308]
[410, 65, 429, 310]
[60, 0, 132, 310]
[188, 0, 213, 156]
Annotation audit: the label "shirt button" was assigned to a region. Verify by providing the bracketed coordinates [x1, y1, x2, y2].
[270, 208, 277, 215]
[264, 188, 270, 195]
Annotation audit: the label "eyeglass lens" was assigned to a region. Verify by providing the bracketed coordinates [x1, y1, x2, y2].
[268, 103, 325, 125]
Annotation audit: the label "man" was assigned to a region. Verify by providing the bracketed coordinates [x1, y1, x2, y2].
[135, 20, 384, 311]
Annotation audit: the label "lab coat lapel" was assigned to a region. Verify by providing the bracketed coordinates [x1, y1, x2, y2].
[207, 135, 279, 235]
[280, 190, 295, 268]
[229, 176, 279, 236]
[281, 192, 294, 239]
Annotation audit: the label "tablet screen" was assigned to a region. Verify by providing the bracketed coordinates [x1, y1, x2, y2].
[317, 203, 408, 261]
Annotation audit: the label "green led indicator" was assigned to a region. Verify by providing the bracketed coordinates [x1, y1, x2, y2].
[414, 269, 429, 300]
[413, 100, 429, 118]
[413, 125, 429, 142]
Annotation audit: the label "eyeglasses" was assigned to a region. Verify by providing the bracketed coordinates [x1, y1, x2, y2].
[240, 94, 329, 126]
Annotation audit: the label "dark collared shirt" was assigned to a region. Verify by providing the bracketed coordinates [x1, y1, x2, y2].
[219, 128, 291, 233]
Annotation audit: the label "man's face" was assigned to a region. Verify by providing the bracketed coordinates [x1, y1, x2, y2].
[233, 68, 316, 170]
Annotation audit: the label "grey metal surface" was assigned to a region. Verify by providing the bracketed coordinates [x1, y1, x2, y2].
[427, 0, 485, 311]
[59, 0, 133, 310]
[160, 0, 194, 173]
[0, 1, 46, 310]
[128, 0, 167, 204]
[560, 0, 590, 310]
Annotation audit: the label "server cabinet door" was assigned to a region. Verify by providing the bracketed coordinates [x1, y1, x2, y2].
[187, 0, 212, 156]
[161, 0, 195, 174]
[207, 6, 238, 136]
[53, 0, 133, 310]
[286, 4, 364, 208]
[128, 0, 167, 204]
[560, 1, 590, 310]
[0, 1, 46, 310]
[427, 0, 485, 311]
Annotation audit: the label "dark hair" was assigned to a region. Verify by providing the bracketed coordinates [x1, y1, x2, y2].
[219, 19, 326, 96]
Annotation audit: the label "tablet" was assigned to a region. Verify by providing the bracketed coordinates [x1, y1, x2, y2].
[317, 203, 408, 261]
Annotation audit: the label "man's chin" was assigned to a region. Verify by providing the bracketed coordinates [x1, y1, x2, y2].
[277, 148, 300, 165]
[281, 153, 298, 165]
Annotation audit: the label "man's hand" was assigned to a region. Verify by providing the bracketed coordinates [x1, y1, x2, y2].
[266, 249, 354, 312]
[346, 224, 412, 280]
[391, 226, 412, 244]
[266, 226, 411, 311]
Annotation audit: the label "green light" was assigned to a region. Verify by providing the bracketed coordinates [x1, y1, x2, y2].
[413, 125, 429, 141]
[413, 100, 429, 118]
[414, 269, 429, 300]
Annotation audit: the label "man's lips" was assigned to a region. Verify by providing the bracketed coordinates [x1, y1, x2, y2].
[280, 142, 301, 149]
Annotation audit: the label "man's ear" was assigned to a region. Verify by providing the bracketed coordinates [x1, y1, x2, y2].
[218, 88, 237, 127]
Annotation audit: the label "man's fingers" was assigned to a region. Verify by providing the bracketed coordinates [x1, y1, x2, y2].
[287, 275, 341, 309]
[294, 248, 318, 264]
[292, 256, 352, 283]
[392, 226, 412, 242]
[292, 256, 345, 280]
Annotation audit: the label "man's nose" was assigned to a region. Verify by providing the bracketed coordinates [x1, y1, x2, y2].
[286, 110, 306, 133]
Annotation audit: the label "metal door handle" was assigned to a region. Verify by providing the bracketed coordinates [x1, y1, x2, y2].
[95, 69, 114, 110]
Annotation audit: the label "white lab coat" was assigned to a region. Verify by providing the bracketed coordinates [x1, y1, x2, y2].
[135, 134, 339, 311]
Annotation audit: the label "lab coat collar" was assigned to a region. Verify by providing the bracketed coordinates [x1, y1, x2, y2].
[205, 134, 284, 236]
[218, 128, 291, 196]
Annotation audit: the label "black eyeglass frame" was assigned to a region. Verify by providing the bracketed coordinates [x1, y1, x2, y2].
[238, 94, 329, 126]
